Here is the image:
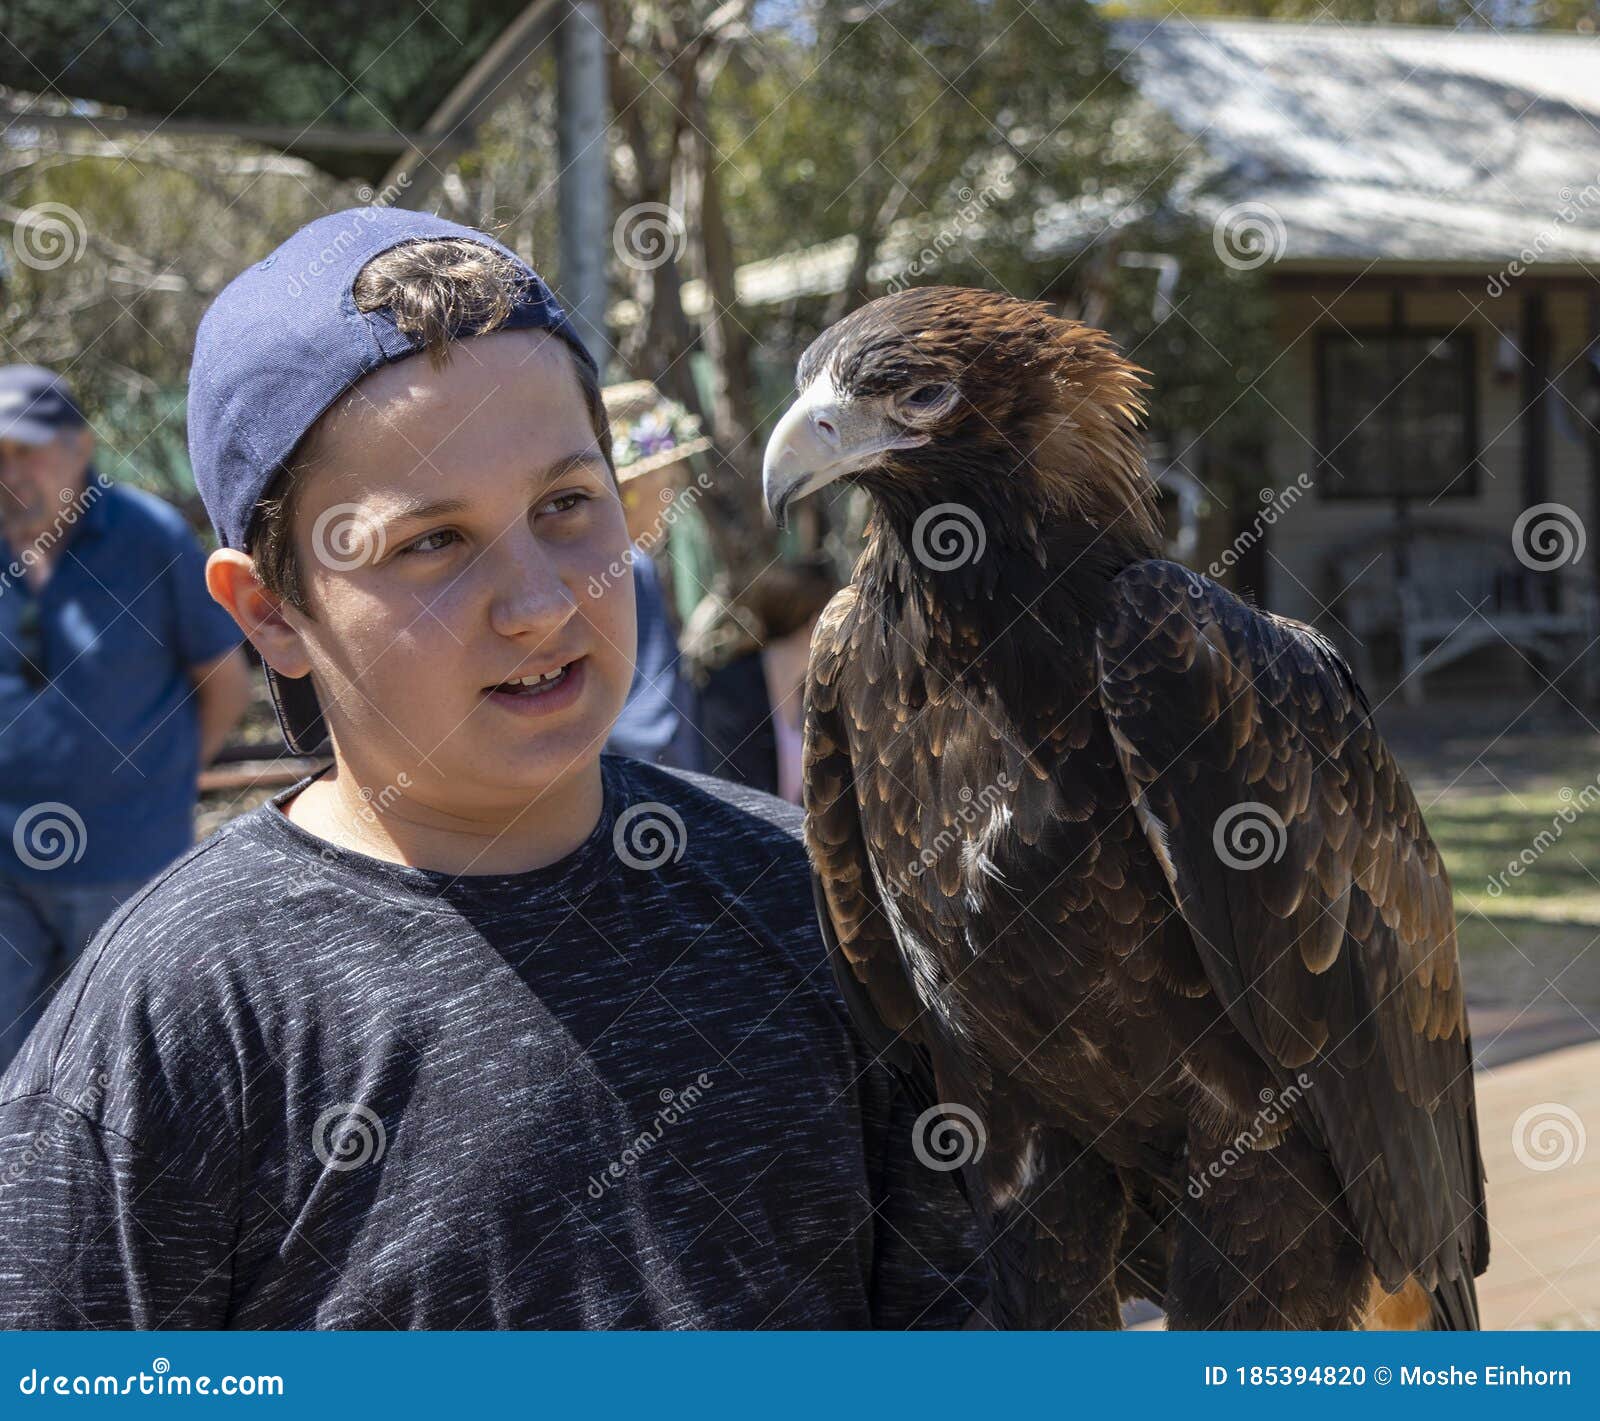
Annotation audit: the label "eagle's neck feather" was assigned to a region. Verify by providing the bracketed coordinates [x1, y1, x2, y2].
[856, 490, 1148, 679]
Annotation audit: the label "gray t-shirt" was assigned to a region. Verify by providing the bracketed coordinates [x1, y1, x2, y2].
[0, 755, 984, 1329]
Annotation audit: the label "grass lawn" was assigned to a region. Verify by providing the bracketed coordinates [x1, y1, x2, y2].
[1403, 732, 1600, 1008]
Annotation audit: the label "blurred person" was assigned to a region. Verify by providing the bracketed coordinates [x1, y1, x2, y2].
[0, 366, 250, 1066]
[691, 558, 840, 804]
[601, 380, 709, 772]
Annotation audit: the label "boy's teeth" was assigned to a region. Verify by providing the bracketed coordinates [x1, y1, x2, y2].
[507, 665, 567, 687]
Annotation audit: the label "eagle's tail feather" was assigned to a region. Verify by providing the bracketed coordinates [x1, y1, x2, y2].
[1426, 1271, 1482, 1331]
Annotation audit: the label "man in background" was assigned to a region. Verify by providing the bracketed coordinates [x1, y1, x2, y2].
[0, 365, 250, 1066]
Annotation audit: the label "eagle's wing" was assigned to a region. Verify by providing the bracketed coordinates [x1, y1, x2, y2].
[1094, 560, 1488, 1328]
[803, 586, 943, 1116]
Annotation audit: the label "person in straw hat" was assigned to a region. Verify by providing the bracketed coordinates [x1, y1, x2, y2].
[600, 380, 710, 771]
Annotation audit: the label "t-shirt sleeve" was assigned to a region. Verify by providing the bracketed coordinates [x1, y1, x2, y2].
[859, 1063, 987, 1329]
[0, 1093, 235, 1328]
[163, 519, 242, 668]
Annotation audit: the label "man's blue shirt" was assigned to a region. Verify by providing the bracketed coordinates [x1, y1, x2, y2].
[0, 476, 242, 883]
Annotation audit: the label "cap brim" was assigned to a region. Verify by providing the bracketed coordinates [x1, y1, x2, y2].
[0, 417, 58, 445]
[263, 665, 330, 757]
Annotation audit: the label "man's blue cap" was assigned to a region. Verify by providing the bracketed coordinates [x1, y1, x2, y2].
[0, 366, 86, 444]
[186, 205, 599, 756]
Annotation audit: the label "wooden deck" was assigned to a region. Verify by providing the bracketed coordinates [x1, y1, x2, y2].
[1476, 1036, 1600, 1328]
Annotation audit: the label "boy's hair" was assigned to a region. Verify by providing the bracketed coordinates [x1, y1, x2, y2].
[246, 238, 614, 610]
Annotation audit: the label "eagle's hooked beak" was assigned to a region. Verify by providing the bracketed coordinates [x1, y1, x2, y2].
[762, 377, 929, 528]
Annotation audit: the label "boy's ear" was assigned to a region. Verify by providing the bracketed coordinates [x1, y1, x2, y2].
[206, 548, 312, 679]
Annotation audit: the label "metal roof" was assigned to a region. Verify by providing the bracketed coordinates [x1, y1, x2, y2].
[1112, 18, 1600, 269]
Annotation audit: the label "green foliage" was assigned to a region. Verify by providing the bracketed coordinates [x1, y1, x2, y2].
[723, 1, 1158, 265]
[0, 1, 534, 181]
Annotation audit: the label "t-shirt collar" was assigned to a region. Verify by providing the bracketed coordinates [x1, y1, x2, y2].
[253, 755, 627, 914]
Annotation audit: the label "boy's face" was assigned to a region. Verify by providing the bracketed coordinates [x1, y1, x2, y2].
[282, 330, 637, 814]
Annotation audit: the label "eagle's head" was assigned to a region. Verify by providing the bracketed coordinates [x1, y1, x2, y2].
[763, 286, 1160, 558]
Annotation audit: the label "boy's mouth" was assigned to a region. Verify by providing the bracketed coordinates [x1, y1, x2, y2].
[482, 657, 586, 715]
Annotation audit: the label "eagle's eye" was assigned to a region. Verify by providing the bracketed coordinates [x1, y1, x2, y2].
[894, 381, 959, 424]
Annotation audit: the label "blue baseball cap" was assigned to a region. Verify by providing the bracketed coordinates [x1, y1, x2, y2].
[0, 365, 86, 444]
[186, 205, 599, 756]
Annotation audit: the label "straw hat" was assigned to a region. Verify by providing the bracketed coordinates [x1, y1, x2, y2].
[602, 379, 713, 481]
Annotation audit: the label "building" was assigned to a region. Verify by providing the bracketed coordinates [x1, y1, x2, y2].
[1121, 19, 1600, 701]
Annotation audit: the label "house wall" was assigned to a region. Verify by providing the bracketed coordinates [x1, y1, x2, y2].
[1259, 280, 1597, 640]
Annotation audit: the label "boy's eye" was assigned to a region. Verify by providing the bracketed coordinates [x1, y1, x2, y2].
[540, 491, 589, 517]
[402, 528, 460, 555]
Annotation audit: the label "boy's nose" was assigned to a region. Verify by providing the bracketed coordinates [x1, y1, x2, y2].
[487, 535, 580, 644]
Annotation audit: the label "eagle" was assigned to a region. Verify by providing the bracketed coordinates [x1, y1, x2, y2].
[761, 286, 1488, 1330]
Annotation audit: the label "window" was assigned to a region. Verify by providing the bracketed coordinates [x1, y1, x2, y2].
[1314, 329, 1478, 499]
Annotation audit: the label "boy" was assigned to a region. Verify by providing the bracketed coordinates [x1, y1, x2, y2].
[0, 208, 985, 1329]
